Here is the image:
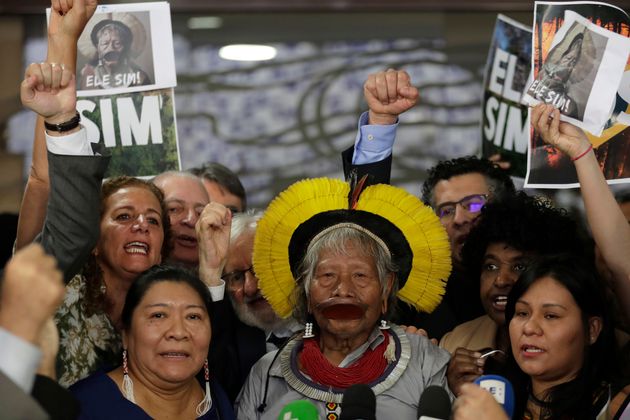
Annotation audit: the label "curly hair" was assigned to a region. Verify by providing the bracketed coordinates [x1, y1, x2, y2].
[83, 176, 171, 316]
[421, 156, 515, 206]
[461, 191, 593, 283]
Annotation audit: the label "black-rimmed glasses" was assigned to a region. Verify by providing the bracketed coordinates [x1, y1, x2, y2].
[435, 194, 488, 221]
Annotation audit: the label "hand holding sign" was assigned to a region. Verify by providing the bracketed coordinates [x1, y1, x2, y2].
[531, 103, 591, 160]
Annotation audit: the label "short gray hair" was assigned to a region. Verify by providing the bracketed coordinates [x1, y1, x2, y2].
[292, 225, 399, 323]
[230, 209, 263, 242]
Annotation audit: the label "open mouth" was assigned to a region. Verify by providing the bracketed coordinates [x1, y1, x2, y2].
[175, 234, 197, 248]
[103, 51, 121, 63]
[492, 295, 508, 310]
[521, 345, 545, 355]
[316, 302, 367, 320]
[124, 241, 149, 255]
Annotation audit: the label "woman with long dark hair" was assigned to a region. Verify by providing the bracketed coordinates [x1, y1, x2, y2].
[504, 255, 618, 419]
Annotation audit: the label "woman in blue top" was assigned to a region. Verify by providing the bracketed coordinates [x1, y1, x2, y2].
[70, 265, 234, 420]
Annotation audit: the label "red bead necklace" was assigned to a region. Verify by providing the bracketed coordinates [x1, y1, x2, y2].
[299, 331, 390, 389]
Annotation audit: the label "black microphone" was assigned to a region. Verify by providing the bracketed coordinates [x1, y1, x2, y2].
[339, 384, 376, 420]
[417, 385, 451, 420]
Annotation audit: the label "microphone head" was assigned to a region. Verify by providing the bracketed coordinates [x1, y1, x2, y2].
[417, 385, 451, 420]
[340, 384, 376, 420]
[277, 400, 319, 420]
[474, 374, 515, 418]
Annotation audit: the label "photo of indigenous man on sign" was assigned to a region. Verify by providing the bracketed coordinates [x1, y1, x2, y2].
[523, 2, 630, 188]
[70, 2, 176, 97]
[78, 13, 153, 91]
[526, 20, 606, 124]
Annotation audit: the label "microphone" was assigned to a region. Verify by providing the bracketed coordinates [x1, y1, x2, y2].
[277, 400, 319, 420]
[474, 374, 515, 418]
[339, 384, 376, 420]
[417, 385, 451, 420]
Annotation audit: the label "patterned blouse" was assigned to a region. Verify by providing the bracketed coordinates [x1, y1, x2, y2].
[54, 274, 122, 388]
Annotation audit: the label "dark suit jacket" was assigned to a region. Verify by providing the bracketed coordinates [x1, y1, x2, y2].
[36, 147, 110, 282]
[0, 371, 48, 420]
[341, 146, 391, 186]
[32, 375, 80, 420]
[209, 300, 267, 403]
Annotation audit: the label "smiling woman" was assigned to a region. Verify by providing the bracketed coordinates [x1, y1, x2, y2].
[54, 176, 171, 387]
[68, 265, 234, 419]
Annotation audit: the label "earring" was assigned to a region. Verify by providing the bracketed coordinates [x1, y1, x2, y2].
[379, 319, 390, 330]
[303, 322, 315, 338]
[122, 349, 135, 403]
[195, 359, 212, 416]
[100, 280, 107, 295]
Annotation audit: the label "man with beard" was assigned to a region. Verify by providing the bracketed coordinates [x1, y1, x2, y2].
[80, 19, 151, 90]
[211, 210, 301, 402]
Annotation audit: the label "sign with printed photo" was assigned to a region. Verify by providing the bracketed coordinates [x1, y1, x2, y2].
[524, 1, 630, 188]
[47, 2, 177, 97]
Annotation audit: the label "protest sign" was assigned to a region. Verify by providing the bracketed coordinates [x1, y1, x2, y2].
[78, 88, 180, 177]
[482, 14, 532, 179]
[48, 2, 179, 177]
[524, 1, 630, 188]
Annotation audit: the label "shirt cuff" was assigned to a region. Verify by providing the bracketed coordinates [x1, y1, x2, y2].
[45, 126, 94, 156]
[208, 279, 225, 302]
[0, 328, 42, 393]
[352, 111, 398, 165]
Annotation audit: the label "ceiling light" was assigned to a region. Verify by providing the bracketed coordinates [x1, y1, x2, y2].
[188, 16, 223, 30]
[219, 44, 277, 61]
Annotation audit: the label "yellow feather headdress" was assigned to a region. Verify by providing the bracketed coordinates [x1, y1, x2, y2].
[253, 178, 452, 318]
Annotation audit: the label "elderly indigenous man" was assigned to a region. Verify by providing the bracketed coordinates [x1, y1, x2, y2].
[236, 177, 453, 419]
[80, 17, 151, 89]
[342, 70, 515, 339]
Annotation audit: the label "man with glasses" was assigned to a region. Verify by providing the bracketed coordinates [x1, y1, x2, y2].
[422, 157, 515, 268]
[211, 210, 300, 403]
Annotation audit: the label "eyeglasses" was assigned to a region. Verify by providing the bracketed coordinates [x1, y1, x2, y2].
[435, 194, 488, 221]
[222, 266, 256, 286]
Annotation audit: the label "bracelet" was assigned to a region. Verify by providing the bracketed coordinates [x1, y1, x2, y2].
[572, 144, 593, 161]
[44, 112, 81, 133]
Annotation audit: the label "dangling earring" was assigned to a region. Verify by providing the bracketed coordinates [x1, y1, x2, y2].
[196, 359, 213, 416]
[122, 349, 135, 403]
[379, 319, 390, 330]
[303, 322, 315, 338]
